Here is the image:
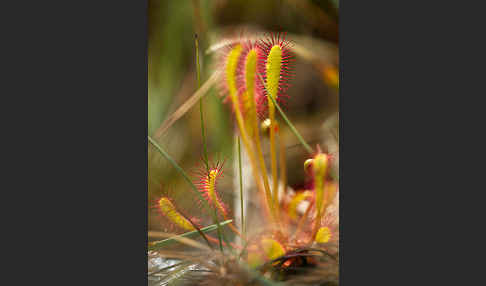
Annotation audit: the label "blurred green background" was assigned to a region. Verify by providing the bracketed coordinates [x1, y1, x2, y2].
[148, 0, 339, 233]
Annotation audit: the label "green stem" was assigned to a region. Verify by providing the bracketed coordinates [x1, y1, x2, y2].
[238, 137, 245, 238]
[194, 35, 224, 253]
[195, 34, 209, 172]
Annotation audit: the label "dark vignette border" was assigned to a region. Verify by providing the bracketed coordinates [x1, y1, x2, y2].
[10, 0, 149, 284]
[339, 0, 471, 284]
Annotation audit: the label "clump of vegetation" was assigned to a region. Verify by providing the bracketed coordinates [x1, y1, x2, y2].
[148, 30, 339, 286]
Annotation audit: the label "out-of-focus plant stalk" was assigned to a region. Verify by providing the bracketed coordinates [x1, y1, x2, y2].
[278, 128, 287, 208]
[237, 138, 245, 240]
[312, 153, 329, 239]
[268, 103, 280, 220]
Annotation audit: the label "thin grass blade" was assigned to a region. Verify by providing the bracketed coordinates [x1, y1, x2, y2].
[257, 74, 314, 154]
[153, 70, 219, 139]
[149, 220, 232, 251]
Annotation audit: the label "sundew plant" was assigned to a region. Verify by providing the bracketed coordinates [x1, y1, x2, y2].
[148, 27, 339, 285]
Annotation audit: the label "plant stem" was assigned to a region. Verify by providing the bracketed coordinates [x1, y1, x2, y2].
[195, 35, 224, 252]
[278, 129, 287, 208]
[250, 120, 276, 219]
[195, 34, 209, 172]
[238, 137, 245, 238]
[267, 102, 280, 221]
[278, 129, 288, 235]
[251, 123, 275, 221]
